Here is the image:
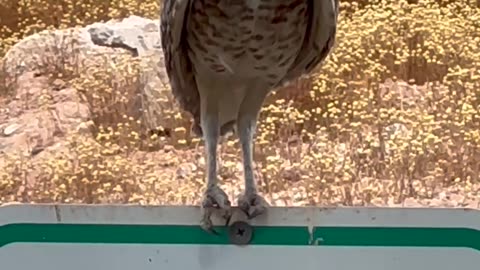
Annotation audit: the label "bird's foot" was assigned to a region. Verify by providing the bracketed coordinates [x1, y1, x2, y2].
[237, 191, 269, 219]
[200, 185, 232, 234]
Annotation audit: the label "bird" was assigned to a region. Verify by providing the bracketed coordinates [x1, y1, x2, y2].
[160, 0, 339, 232]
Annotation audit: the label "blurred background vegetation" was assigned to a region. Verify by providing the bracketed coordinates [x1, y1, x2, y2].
[0, 0, 479, 206]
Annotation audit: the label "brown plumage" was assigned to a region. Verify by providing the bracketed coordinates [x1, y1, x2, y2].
[160, 0, 339, 232]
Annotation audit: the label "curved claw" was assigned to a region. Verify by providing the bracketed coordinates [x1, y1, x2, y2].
[200, 216, 217, 235]
[224, 211, 232, 226]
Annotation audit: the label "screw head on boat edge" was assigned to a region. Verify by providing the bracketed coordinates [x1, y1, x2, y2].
[228, 221, 252, 245]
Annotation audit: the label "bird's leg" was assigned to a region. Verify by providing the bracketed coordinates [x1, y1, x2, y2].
[236, 88, 270, 219]
[199, 93, 231, 233]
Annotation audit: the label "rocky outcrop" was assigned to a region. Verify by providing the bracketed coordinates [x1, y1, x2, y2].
[0, 72, 91, 156]
[0, 15, 174, 159]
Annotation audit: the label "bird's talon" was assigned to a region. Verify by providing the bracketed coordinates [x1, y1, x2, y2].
[224, 212, 232, 226]
[238, 192, 269, 220]
[209, 228, 220, 235]
[200, 185, 231, 233]
[248, 208, 263, 220]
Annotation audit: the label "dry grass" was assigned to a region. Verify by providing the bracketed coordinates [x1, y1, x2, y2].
[0, 0, 479, 206]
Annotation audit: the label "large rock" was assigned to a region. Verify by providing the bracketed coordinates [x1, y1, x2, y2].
[0, 16, 175, 189]
[0, 72, 91, 156]
[85, 16, 174, 131]
[1, 15, 174, 133]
